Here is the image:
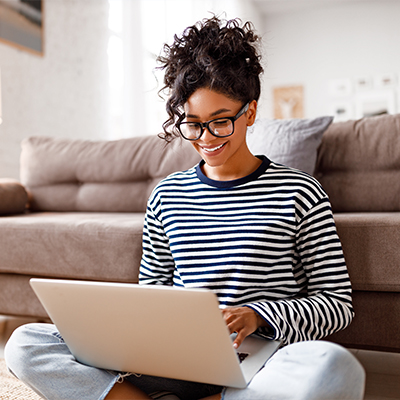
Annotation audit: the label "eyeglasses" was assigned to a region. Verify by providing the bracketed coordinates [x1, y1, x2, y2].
[176, 102, 250, 141]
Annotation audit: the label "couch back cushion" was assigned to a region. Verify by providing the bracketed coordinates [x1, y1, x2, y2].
[21, 135, 201, 212]
[315, 114, 400, 212]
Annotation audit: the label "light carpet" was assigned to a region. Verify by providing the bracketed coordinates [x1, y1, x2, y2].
[0, 359, 42, 400]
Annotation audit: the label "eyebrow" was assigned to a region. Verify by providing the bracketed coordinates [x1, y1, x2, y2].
[186, 108, 232, 119]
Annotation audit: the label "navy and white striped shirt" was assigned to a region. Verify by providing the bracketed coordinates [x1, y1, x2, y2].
[139, 156, 354, 345]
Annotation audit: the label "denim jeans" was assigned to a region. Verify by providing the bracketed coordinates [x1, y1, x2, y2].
[5, 323, 365, 400]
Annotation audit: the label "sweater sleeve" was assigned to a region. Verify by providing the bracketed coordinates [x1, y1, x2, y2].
[246, 197, 354, 345]
[139, 202, 175, 286]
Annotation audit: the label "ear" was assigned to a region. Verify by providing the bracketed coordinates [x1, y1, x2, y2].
[246, 100, 258, 127]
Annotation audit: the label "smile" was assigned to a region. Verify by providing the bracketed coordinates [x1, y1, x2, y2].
[200, 142, 226, 153]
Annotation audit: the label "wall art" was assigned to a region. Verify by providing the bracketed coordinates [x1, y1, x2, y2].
[0, 0, 44, 56]
[273, 85, 304, 119]
[355, 90, 396, 119]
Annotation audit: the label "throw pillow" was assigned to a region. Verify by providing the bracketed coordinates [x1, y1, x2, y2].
[0, 179, 29, 215]
[246, 116, 334, 175]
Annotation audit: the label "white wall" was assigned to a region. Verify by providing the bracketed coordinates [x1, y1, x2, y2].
[260, 0, 400, 119]
[0, 0, 109, 179]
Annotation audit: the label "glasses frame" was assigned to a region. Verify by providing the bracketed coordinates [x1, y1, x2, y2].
[177, 102, 250, 141]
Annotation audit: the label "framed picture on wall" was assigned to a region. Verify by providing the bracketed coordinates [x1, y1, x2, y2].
[355, 90, 396, 119]
[373, 73, 397, 89]
[0, 0, 44, 56]
[354, 76, 373, 92]
[273, 85, 304, 119]
[330, 102, 353, 122]
[329, 78, 352, 97]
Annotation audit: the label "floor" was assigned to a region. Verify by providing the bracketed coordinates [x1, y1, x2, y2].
[1, 316, 399, 399]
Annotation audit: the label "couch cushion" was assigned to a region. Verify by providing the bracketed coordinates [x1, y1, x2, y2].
[20, 135, 201, 212]
[247, 116, 333, 175]
[334, 212, 400, 292]
[0, 179, 29, 215]
[315, 113, 400, 212]
[0, 212, 144, 282]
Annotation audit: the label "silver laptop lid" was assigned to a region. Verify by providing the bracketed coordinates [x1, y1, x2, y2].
[30, 278, 281, 388]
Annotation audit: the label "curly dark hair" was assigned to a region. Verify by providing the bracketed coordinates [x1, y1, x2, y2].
[157, 16, 264, 142]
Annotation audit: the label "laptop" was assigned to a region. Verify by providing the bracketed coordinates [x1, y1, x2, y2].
[30, 278, 282, 388]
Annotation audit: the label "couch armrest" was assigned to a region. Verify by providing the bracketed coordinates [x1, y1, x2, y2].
[0, 179, 29, 215]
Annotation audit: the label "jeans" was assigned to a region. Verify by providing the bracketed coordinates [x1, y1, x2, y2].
[5, 323, 365, 400]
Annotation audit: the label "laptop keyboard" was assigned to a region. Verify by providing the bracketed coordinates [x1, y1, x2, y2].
[237, 352, 250, 363]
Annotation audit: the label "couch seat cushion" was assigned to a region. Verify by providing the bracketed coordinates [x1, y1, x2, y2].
[0, 212, 144, 282]
[334, 212, 400, 292]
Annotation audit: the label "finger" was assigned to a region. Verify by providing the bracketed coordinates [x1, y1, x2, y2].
[221, 308, 235, 322]
[221, 309, 239, 332]
[226, 320, 242, 335]
[233, 327, 251, 349]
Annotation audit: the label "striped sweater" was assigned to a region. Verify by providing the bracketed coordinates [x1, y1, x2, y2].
[139, 156, 354, 345]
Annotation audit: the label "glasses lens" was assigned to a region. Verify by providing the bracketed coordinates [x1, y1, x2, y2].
[209, 118, 234, 137]
[179, 122, 202, 140]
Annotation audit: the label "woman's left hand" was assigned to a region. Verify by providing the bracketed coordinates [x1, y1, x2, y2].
[221, 306, 267, 349]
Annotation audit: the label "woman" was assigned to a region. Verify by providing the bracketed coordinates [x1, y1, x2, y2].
[5, 17, 365, 400]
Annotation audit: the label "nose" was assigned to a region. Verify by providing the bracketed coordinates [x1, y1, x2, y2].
[200, 125, 216, 143]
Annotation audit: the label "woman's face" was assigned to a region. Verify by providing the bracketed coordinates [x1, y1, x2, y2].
[183, 88, 257, 180]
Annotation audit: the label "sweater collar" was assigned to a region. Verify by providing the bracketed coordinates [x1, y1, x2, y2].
[195, 155, 271, 188]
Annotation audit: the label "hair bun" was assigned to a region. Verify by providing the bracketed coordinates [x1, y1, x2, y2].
[158, 16, 263, 142]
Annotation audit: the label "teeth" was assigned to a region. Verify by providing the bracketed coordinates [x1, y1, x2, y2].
[202, 143, 225, 153]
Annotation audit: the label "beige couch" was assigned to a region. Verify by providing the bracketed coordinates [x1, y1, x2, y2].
[1, 113, 399, 353]
[0, 135, 200, 317]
